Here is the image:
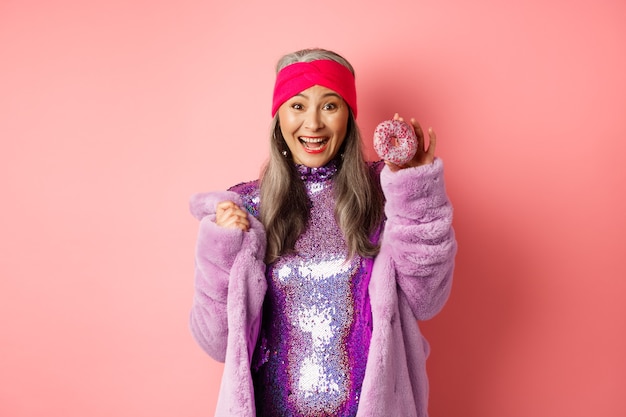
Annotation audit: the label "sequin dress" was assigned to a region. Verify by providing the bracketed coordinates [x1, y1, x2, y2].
[230, 160, 375, 417]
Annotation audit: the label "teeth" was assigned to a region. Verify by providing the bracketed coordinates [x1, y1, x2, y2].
[300, 137, 326, 143]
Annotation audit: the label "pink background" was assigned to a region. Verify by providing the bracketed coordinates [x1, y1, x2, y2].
[1, 0, 625, 416]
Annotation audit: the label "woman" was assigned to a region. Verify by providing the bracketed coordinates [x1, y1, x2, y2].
[189, 48, 457, 417]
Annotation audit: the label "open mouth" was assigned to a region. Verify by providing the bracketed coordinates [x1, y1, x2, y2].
[299, 137, 329, 153]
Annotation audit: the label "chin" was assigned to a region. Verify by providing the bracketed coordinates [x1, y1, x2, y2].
[300, 156, 331, 168]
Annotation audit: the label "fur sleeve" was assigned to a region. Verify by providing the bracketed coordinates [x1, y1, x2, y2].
[379, 158, 457, 320]
[188, 191, 262, 361]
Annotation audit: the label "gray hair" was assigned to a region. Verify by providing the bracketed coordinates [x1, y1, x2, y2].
[275, 48, 355, 75]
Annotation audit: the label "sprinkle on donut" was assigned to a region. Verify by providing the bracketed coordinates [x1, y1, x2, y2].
[373, 119, 418, 165]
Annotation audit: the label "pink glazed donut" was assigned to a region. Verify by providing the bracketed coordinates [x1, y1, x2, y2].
[373, 119, 418, 165]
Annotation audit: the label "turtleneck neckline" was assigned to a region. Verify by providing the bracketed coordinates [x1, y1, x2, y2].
[295, 158, 339, 182]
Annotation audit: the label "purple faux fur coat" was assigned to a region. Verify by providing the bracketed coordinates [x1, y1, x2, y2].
[189, 158, 457, 417]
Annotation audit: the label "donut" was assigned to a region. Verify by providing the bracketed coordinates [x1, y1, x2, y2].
[373, 119, 418, 165]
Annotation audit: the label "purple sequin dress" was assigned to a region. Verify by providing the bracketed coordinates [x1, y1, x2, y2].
[229, 160, 377, 416]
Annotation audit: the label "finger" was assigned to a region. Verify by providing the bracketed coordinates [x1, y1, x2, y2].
[216, 203, 234, 222]
[394, 113, 407, 122]
[217, 200, 236, 208]
[410, 118, 423, 135]
[426, 128, 437, 156]
[216, 200, 237, 216]
[217, 201, 246, 219]
[222, 217, 249, 231]
[410, 118, 425, 148]
[228, 215, 250, 231]
[218, 211, 250, 231]
[215, 209, 233, 227]
[384, 160, 403, 172]
[216, 203, 249, 229]
[233, 209, 250, 224]
[238, 217, 250, 231]
[220, 207, 245, 221]
[230, 208, 250, 230]
[225, 207, 248, 223]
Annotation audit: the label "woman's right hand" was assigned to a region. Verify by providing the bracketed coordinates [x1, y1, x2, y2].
[215, 201, 250, 232]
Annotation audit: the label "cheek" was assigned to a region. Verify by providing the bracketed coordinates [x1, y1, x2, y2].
[277, 109, 291, 133]
[331, 114, 349, 139]
[277, 107, 303, 133]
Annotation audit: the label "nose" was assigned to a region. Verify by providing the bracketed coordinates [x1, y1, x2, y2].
[304, 108, 324, 131]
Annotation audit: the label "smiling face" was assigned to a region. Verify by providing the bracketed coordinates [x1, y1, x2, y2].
[277, 85, 350, 168]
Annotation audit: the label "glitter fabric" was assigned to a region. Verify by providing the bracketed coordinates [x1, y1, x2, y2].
[230, 160, 374, 417]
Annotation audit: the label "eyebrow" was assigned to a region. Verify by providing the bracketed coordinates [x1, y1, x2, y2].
[294, 92, 342, 100]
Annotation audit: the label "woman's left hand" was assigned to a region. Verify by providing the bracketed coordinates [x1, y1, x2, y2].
[385, 113, 437, 172]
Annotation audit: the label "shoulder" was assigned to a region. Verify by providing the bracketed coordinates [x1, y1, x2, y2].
[228, 179, 261, 219]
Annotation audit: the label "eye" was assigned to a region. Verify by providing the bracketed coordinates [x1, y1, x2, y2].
[323, 102, 337, 110]
[291, 103, 304, 110]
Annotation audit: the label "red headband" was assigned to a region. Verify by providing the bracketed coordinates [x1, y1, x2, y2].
[271, 60, 357, 118]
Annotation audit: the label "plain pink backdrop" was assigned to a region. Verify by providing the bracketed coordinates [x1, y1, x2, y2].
[1, 0, 625, 416]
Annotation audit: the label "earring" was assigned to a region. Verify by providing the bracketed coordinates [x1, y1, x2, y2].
[282, 150, 288, 157]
